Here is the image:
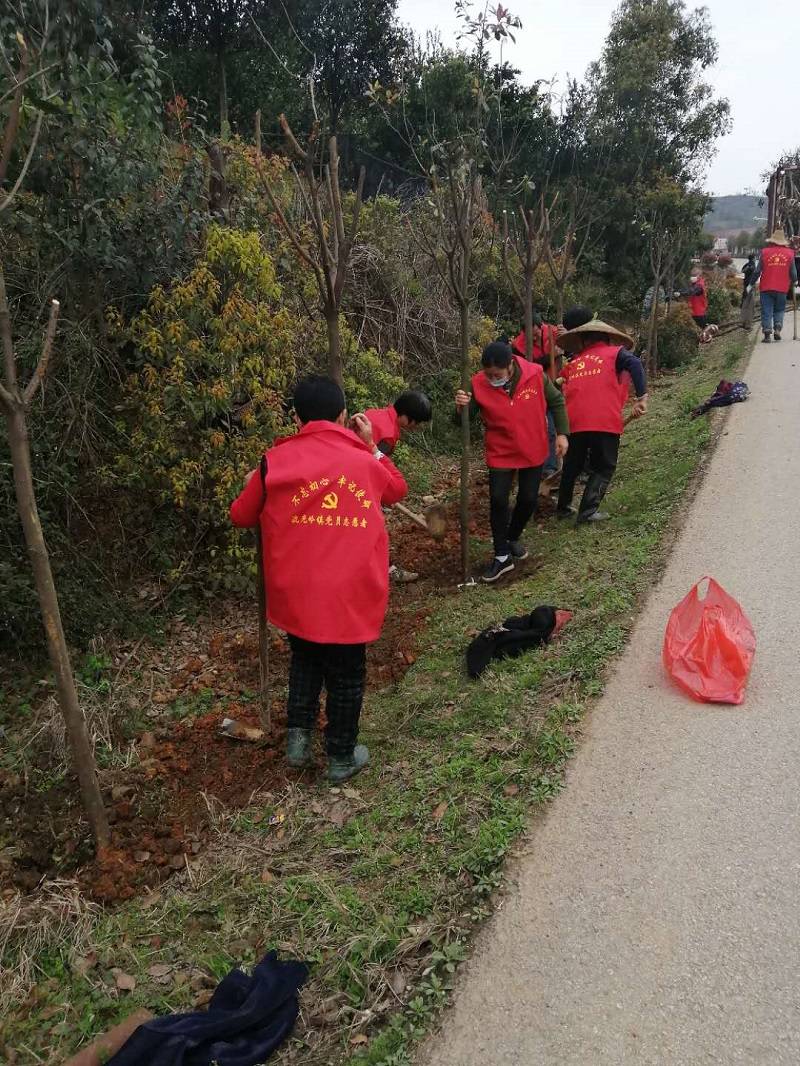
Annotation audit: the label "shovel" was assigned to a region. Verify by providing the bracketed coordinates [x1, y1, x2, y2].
[394, 501, 447, 540]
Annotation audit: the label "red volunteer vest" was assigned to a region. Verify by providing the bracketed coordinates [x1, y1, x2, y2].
[759, 245, 795, 292]
[562, 343, 629, 435]
[365, 405, 400, 455]
[472, 357, 549, 469]
[511, 323, 557, 365]
[261, 422, 394, 644]
[688, 277, 708, 317]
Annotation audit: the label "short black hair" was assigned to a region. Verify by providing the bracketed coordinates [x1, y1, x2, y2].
[563, 305, 593, 331]
[481, 340, 513, 368]
[393, 389, 432, 424]
[293, 374, 345, 424]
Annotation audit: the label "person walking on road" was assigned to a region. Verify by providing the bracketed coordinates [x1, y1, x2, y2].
[741, 253, 757, 330]
[751, 229, 798, 342]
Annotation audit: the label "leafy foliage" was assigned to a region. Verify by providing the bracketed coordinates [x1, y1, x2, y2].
[109, 225, 296, 565]
[655, 304, 699, 369]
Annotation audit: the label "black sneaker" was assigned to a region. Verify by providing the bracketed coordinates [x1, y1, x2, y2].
[774, 331, 782, 341]
[556, 506, 576, 520]
[508, 540, 528, 560]
[481, 556, 514, 583]
[762, 332, 772, 343]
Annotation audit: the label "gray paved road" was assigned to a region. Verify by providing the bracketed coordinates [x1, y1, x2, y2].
[420, 332, 800, 1065]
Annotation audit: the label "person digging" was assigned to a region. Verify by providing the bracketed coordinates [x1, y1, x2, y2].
[365, 390, 433, 584]
[455, 340, 569, 583]
[556, 313, 648, 526]
[230, 375, 408, 782]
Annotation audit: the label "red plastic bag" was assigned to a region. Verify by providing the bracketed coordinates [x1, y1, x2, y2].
[662, 577, 756, 705]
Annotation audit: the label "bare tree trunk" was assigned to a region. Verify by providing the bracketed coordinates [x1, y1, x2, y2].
[207, 142, 230, 219]
[5, 404, 110, 847]
[647, 283, 661, 379]
[556, 284, 565, 324]
[523, 294, 533, 361]
[254, 109, 262, 154]
[218, 48, 229, 134]
[326, 309, 342, 387]
[255, 529, 270, 732]
[459, 299, 471, 582]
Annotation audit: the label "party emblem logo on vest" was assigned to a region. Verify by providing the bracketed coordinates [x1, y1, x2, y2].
[516, 384, 540, 402]
[569, 353, 605, 379]
[289, 474, 374, 530]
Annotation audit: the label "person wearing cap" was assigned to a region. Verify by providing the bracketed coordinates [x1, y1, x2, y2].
[556, 311, 648, 525]
[749, 229, 798, 342]
[675, 268, 709, 328]
[455, 340, 569, 583]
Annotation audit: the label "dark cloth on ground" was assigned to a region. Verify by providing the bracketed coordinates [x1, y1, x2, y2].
[690, 380, 749, 419]
[106, 952, 308, 1066]
[557, 431, 620, 519]
[488, 466, 543, 556]
[287, 635, 366, 756]
[466, 605, 560, 678]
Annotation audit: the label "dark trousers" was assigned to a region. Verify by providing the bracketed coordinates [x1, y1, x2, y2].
[692, 314, 707, 329]
[287, 635, 366, 757]
[557, 432, 620, 519]
[488, 466, 543, 556]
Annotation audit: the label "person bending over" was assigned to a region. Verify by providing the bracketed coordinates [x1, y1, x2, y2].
[230, 375, 407, 782]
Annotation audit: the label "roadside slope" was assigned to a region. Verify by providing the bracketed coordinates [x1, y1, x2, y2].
[420, 334, 800, 1066]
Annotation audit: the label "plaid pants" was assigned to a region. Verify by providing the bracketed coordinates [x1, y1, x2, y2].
[287, 635, 366, 757]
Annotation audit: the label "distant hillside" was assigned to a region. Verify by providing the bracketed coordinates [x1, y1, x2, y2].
[705, 195, 764, 235]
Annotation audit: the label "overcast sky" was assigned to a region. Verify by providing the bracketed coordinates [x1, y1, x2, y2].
[396, 0, 796, 197]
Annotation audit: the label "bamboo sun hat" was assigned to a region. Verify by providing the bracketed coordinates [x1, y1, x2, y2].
[558, 316, 634, 353]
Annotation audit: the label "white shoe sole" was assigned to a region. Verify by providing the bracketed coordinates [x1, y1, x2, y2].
[481, 561, 515, 583]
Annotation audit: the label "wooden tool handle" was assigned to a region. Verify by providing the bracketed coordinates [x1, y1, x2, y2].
[394, 501, 429, 530]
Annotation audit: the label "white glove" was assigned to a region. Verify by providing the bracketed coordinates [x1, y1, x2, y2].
[745, 285, 752, 295]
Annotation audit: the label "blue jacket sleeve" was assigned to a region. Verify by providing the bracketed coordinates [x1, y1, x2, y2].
[615, 349, 647, 397]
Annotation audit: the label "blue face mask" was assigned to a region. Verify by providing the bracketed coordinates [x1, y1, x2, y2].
[488, 375, 509, 388]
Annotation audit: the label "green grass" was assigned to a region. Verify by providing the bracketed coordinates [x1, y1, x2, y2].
[0, 332, 750, 1066]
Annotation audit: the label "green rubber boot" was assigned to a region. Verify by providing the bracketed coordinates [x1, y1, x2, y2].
[327, 744, 370, 783]
[286, 728, 312, 768]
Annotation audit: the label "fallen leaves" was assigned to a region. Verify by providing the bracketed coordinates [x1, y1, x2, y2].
[114, 971, 137, 992]
[326, 800, 351, 828]
[431, 801, 449, 822]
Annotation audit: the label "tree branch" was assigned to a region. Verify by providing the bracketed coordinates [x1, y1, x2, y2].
[0, 110, 43, 214]
[24, 298, 60, 404]
[0, 260, 17, 392]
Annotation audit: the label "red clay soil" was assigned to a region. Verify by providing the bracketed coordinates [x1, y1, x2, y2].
[1, 474, 558, 903]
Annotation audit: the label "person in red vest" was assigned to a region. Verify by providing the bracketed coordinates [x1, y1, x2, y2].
[750, 229, 798, 342]
[455, 340, 569, 583]
[676, 269, 709, 328]
[510, 313, 560, 369]
[511, 314, 562, 479]
[556, 312, 648, 525]
[365, 390, 432, 584]
[230, 375, 408, 782]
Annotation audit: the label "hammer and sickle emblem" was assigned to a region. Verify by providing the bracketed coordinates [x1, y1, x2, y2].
[321, 492, 339, 510]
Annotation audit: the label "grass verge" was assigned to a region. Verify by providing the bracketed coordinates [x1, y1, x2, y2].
[1, 330, 750, 1066]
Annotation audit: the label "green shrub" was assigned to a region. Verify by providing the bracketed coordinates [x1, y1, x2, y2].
[706, 283, 732, 325]
[657, 305, 699, 369]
